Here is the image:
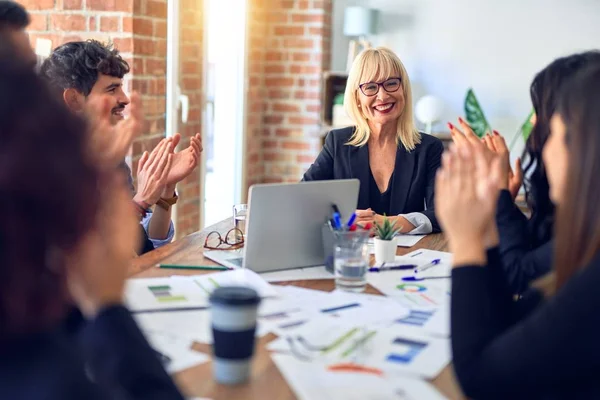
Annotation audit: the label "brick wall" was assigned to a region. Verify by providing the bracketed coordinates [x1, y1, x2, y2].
[245, 0, 332, 188]
[18, 0, 202, 238]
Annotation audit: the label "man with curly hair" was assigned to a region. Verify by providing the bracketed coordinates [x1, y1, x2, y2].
[41, 40, 202, 254]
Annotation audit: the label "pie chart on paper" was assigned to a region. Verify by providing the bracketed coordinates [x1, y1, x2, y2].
[396, 283, 427, 293]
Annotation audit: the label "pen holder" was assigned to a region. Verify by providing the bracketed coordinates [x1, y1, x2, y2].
[322, 223, 335, 274]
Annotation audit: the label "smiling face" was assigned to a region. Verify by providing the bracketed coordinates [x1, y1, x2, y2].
[357, 77, 405, 127]
[87, 74, 130, 125]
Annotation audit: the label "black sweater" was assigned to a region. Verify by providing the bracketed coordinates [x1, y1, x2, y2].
[451, 248, 600, 399]
[0, 306, 185, 400]
[496, 190, 553, 294]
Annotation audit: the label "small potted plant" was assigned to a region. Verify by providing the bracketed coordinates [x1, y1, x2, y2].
[373, 216, 401, 265]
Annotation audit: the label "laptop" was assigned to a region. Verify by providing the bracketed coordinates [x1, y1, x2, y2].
[204, 179, 360, 273]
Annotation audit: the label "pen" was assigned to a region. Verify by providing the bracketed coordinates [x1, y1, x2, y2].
[413, 259, 441, 275]
[158, 264, 230, 271]
[333, 212, 342, 230]
[346, 212, 357, 229]
[402, 276, 450, 281]
[368, 264, 417, 272]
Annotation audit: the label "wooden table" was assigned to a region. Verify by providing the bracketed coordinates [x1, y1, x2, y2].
[130, 219, 465, 400]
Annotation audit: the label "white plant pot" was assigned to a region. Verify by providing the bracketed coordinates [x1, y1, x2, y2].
[374, 237, 397, 265]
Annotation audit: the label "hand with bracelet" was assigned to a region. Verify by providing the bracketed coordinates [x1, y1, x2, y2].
[132, 138, 173, 212]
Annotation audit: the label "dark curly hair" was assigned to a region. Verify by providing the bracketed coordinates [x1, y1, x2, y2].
[40, 40, 130, 96]
[0, 1, 29, 30]
[522, 51, 600, 246]
[0, 44, 101, 336]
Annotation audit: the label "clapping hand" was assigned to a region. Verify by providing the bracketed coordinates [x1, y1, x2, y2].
[133, 138, 174, 207]
[166, 132, 203, 186]
[435, 143, 502, 265]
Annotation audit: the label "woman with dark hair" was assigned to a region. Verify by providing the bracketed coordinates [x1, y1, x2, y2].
[437, 63, 600, 399]
[450, 51, 600, 294]
[0, 50, 183, 399]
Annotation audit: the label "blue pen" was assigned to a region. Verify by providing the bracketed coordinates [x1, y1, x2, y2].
[346, 212, 357, 229]
[333, 212, 342, 230]
[413, 259, 441, 275]
[402, 276, 450, 281]
[369, 264, 416, 272]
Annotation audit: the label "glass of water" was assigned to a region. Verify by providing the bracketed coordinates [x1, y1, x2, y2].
[233, 204, 248, 242]
[334, 230, 370, 292]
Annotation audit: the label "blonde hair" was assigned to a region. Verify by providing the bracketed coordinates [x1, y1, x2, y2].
[344, 47, 421, 150]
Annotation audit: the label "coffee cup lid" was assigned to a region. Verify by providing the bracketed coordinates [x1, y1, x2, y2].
[210, 286, 261, 306]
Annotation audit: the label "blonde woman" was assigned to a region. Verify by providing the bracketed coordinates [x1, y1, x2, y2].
[303, 47, 443, 233]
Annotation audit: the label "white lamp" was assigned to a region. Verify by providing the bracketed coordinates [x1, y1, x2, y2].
[415, 95, 444, 135]
[343, 6, 378, 71]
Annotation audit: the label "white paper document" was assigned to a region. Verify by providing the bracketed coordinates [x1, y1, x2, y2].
[135, 308, 270, 345]
[272, 353, 448, 400]
[126, 269, 277, 312]
[144, 330, 209, 374]
[267, 318, 451, 379]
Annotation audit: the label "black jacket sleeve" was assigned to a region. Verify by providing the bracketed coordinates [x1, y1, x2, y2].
[302, 130, 335, 181]
[451, 250, 600, 399]
[496, 190, 552, 294]
[418, 138, 443, 233]
[80, 305, 185, 400]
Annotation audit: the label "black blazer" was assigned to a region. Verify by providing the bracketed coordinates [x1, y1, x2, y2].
[452, 248, 600, 399]
[0, 305, 184, 400]
[495, 190, 552, 294]
[303, 126, 444, 232]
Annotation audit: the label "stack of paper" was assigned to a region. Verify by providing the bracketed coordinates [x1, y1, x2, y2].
[125, 269, 278, 313]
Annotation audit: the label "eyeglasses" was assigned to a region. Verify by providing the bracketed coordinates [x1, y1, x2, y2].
[358, 77, 402, 97]
[203, 228, 245, 250]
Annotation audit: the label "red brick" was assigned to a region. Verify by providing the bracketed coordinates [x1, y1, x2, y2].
[266, 51, 284, 62]
[100, 16, 120, 32]
[264, 115, 284, 124]
[267, 12, 288, 23]
[309, 26, 326, 36]
[283, 38, 314, 49]
[113, 37, 133, 53]
[17, 0, 54, 10]
[264, 140, 278, 149]
[50, 14, 86, 31]
[182, 77, 201, 90]
[265, 77, 294, 87]
[154, 20, 167, 38]
[122, 17, 133, 33]
[273, 26, 305, 36]
[265, 65, 286, 74]
[132, 17, 153, 37]
[289, 116, 319, 125]
[62, 0, 82, 10]
[280, 0, 296, 8]
[292, 52, 311, 62]
[147, 0, 168, 18]
[148, 59, 167, 75]
[28, 14, 47, 31]
[156, 39, 167, 57]
[268, 89, 292, 99]
[294, 90, 320, 100]
[291, 13, 324, 23]
[131, 57, 144, 74]
[87, 0, 131, 12]
[282, 141, 311, 150]
[273, 103, 301, 113]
